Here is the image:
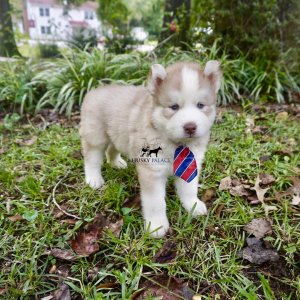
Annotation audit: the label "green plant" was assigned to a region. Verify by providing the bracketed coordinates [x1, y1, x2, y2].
[0, 59, 41, 114]
[38, 43, 61, 58]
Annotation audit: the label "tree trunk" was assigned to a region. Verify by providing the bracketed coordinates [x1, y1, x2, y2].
[159, 0, 191, 49]
[0, 0, 20, 57]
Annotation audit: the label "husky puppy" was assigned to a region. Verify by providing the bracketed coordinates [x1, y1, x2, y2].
[80, 61, 222, 237]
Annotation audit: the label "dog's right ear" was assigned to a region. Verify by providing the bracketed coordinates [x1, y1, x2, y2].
[147, 64, 167, 94]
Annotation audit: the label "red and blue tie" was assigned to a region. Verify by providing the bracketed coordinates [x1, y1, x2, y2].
[173, 146, 197, 182]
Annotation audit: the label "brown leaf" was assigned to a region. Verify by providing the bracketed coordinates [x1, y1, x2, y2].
[0, 147, 7, 155]
[133, 275, 194, 300]
[237, 238, 279, 265]
[122, 195, 141, 209]
[70, 213, 123, 256]
[53, 283, 71, 300]
[259, 174, 275, 186]
[153, 240, 177, 263]
[15, 136, 38, 146]
[8, 214, 23, 222]
[259, 155, 270, 162]
[60, 219, 77, 225]
[201, 188, 217, 203]
[276, 111, 288, 120]
[251, 175, 269, 203]
[215, 204, 225, 219]
[107, 217, 124, 237]
[244, 218, 272, 238]
[48, 248, 77, 261]
[0, 288, 7, 295]
[219, 176, 232, 191]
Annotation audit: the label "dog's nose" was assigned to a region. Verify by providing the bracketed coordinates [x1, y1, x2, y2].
[183, 122, 197, 135]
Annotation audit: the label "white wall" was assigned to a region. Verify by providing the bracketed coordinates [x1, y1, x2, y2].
[26, 0, 101, 42]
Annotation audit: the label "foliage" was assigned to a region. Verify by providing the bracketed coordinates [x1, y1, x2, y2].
[38, 43, 61, 58]
[1, 46, 299, 115]
[0, 59, 41, 114]
[68, 28, 98, 51]
[191, 0, 300, 65]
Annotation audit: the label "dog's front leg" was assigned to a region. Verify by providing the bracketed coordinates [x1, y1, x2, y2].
[138, 167, 169, 238]
[175, 175, 207, 216]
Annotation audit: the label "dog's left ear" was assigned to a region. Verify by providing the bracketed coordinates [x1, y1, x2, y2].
[147, 64, 167, 94]
[204, 60, 222, 93]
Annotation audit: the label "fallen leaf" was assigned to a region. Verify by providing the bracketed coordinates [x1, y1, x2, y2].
[41, 296, 53, 300]
[122, 195, 141, 209]
[15, 136, 38, 146]
[244, 218, 272, 239]
[259, 174, 275, 186]
[60, 219, 77, 225]
[107, 217, 124, 237]
[0, 288, 7, 295]
[245, 116, 255, 133]
[276, 111, 288, 120]
[215, 204, 225, 219]
[133, 275, 194, 300]
[237, 238, 279, 265]
[251, 175, 269, 203]
[47, 248, 77, 261]
[292, 194, 300, 206]
[49, 265, 57, 274]
[8, 214, 23, 222]
[53, 283, 71, 300]
[153, 240, 177, 263]
[264, 205, 278, 215]
[0, 148, 7, 155]
[201, 188, 217, 203]
[259, 155, 270, 162]
[219, 176, 232, 191]
[70, 213, 123, 256]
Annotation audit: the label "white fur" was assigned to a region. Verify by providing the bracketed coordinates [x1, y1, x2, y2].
[80, 61, 221, 237]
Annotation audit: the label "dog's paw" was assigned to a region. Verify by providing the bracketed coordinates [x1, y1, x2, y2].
[85, 175, 104, 189]
[145, 217, 170, 238]
[184, 198, 207, 217]
[111, 157, 127, 169]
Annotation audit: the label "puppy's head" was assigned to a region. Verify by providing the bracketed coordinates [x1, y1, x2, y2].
[148, 61, 221, 143]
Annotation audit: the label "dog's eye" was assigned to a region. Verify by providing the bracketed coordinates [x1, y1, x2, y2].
[197, 103, 204, 109]
[169, 104, 179, 111]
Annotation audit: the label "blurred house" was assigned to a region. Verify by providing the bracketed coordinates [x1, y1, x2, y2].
[22, 0, 101, 44]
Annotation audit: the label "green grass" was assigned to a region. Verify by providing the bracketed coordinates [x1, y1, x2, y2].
[0, 108, 299, 299]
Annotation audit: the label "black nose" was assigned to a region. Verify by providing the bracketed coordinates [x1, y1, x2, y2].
[183, 122, 197, 135]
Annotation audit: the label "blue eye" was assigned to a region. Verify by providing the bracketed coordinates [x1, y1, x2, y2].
[170, 104, 179, 111]
[197, 103, 204, 109]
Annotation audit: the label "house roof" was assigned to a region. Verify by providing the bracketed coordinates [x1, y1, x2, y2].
[69, 20, 88, 28]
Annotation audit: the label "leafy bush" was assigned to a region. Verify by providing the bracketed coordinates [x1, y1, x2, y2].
[0, 59, 42, 114]
[68, 28, 98, 51]
[39, 43, 61, 58]
[1, 47, 299, 115]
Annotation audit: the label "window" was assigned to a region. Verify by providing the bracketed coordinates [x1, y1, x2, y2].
[41, 26, 51, 34]
[40, 8, 50, 17]
[84, 11, 93, 20]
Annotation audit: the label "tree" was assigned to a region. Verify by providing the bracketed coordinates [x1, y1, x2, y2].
[0, 0, 20, 57]
[159, 0, 191, 49]
[191, 0, 300, 65]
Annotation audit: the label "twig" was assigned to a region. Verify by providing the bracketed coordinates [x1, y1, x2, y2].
[52, 171, 81, 220]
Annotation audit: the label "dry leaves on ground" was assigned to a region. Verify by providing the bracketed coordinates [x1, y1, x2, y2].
[275, 177, 300, 207]
[219, 174, 277, 214]
[237, 238, 279, 265]
[244, 218, 272, 239]
[15, 136, 38, 146]
[70, 213, 123, 256]
[132, 275, 194, 300]
[153, 240, 177, 263]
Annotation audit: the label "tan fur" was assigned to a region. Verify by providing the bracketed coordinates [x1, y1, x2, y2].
[80, 61, 222, 237]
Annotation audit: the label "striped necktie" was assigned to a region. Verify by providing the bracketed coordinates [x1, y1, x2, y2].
[173, 146, 198, 182]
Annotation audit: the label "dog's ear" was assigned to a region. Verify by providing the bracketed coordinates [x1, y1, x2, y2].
[204, 60, 222, 93]
[147, 64, 167, 94]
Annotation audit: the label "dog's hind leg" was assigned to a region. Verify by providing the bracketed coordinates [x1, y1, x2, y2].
[82, 140, 106, 189]
[106, 143, 127, 169]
